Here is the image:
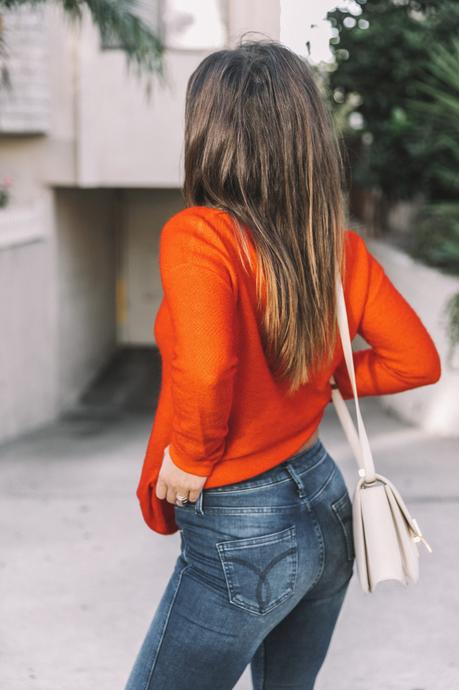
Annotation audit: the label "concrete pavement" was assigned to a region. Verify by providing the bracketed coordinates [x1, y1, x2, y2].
[1, 396, 458, 690]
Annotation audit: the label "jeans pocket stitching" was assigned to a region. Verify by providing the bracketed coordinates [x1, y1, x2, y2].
[216, 525, 298, 616]
[331, 492, 355, 561]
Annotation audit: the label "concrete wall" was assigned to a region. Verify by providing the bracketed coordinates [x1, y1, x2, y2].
[74, 25, 198, 188]
[74, 0, 281, 188]
[55, 188, 118, 412]
[0, 188, 119, 443]
[119, 189, 184, 345]
[0, 196, 58, 441]
[228, 0, 281, 44]
[366, 237, 459, 436]
[0, 0, 283, 445]
[0, 0, 283, 199]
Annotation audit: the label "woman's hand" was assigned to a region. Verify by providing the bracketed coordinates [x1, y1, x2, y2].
[155, 445, 209, 505]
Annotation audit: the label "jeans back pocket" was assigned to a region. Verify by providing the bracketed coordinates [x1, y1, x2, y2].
[331, 491, 355, 561]
[216, 525, 298, 616]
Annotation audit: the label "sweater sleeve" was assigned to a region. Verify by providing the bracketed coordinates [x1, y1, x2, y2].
[332, 234, 442, 400]
[159, 219, 239, 476]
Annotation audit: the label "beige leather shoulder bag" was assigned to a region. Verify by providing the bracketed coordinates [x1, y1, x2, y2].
[329, 276, 433, 593]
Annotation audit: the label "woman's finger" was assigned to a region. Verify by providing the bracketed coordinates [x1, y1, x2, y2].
[166, 486, 178, 505]
[155, 477, 167, 500]
[187, 489, 201, 503]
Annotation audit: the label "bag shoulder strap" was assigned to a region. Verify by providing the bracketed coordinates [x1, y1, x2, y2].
[329, 275, 377, 481]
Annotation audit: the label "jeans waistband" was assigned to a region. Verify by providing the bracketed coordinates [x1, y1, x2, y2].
[204, 438, 326, 495]
[279, 438, 325, 474]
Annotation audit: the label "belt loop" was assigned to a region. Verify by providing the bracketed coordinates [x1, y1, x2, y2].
[194, 490, 204, 516]
[285, 463, 307, 499]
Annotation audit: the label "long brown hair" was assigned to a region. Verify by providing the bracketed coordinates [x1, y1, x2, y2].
[183, 37, 348, 395]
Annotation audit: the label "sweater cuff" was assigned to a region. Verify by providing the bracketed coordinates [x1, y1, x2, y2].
[168, 444, 215, 476]
[331, 368, 354, 400]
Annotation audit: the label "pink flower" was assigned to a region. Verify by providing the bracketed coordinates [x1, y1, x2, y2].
[2, 176, 12, 188]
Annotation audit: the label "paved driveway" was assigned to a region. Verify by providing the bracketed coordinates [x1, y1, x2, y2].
[1, 398, 458, 690]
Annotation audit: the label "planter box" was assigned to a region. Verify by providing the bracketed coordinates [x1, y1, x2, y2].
[361, 235, 459, 436]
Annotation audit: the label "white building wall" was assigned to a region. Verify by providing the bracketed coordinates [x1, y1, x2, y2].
[74, 0, 281, 188]
[119, 189, 184, 345]
[55, 189, 118, 412]
[0, 0, 282, 445]
[0, 193, 58, 440]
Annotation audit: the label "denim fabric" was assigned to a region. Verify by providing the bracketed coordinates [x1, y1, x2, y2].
[124, 438, 355, 690]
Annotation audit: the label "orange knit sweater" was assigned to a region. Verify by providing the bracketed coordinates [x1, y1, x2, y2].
[136, 206, 441, 535]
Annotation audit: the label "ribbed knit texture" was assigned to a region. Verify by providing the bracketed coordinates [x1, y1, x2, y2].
[136, 206, 441, 535]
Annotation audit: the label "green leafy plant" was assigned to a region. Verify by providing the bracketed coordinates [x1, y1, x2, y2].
[408, 36, 459, 201]
[406, 36, 459, 350]
[326, 0, 459, 203]
[327, 0, 459, 350]
[411, 203, 459, 271]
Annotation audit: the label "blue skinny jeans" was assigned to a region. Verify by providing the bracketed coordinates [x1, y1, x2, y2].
[124, 438, 355, 690]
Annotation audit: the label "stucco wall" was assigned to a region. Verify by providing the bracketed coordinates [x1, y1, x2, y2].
[366, 236, 459, 435]
[0, 197, 57, 442]
[55, 188, 117, 412]
[119, 188, 184, 345]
